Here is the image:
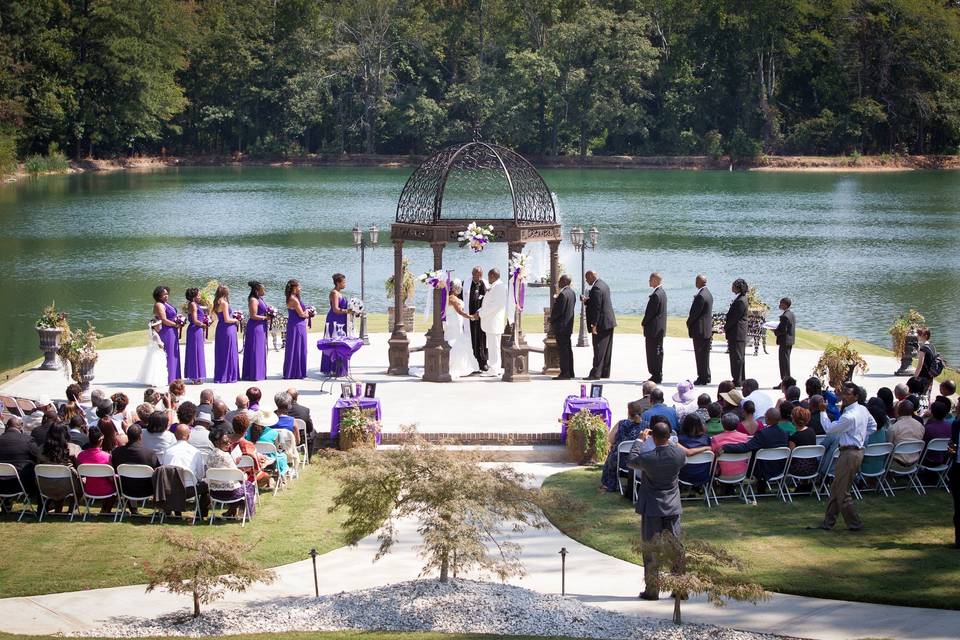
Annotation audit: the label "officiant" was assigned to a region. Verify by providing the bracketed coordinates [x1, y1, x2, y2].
[468, 266, 488, 372]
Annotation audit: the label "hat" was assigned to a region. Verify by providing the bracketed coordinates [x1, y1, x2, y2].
[672, 380, 695, 404]
[720, 389, 744, 406]
[251, 408, 279, 427]
[35, 394, 53, 408]
[195, 411, 213, 426]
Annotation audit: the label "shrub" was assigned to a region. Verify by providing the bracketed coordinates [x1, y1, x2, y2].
[0, 131, 16, 177]
[813, 340, 868, 389]
[727, 128, 762, 162]
[703, 130, 723, 159]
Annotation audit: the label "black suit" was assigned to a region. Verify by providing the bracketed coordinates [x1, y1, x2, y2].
[725, 293, 748, 386]
[586, 279, 617, 379]
[686, 287, 714, 383]
[550, 286, 577, 378]
[642, 287, 667, 382]
[288, 402, 316, 457]
[468, 279, 488, 371]
[0, 428, 38, 497]
[112, 441, 160, 498]
[773, 308, 796, 382]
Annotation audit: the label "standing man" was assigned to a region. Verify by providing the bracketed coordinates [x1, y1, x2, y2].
[725, 278, 749, 387]
[641, 272, 667, 384]
[550, 274, 577, 380]
[773, 297, 795, 384]
[583, 270, 616, 380]
[628, 421, 686, 600]
[468, 266, 488, 373]
[686, 274, 713, 385]
[478, 268, 507, 377]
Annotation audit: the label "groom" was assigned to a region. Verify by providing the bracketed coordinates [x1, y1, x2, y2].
[477, 268, 507, 377]
[468, 266, 488, 372]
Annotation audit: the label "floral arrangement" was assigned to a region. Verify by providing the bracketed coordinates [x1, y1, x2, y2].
[36, 302, 68, 331]
[509, 251, 531, 310]
[566, 409, 609, 464]
[349, 297, 365, 315]
[231, 310, 244, 323]
[813, 339, 869, 389]
[457, 222, 495, 252]
[57, 322, 102, 383]
[304, 305, 317, 318]
[418, 270, 448, 289]
[338, 405, 380, 450]
[264, 304, 279, 319]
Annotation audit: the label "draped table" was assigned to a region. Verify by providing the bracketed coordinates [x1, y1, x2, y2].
[560, 395, 612, 443]
[316, 337, 364, 380]
[330, 397, 382, 445]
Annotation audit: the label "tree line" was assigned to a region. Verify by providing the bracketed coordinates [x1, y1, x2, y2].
[2, 0, 959, 165]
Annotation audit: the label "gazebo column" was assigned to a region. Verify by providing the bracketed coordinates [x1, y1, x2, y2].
[387, 239, 410, 375]
[423, 241, 452, 382]
[502, 240, 530, 382]
[541, 239, 561, 375]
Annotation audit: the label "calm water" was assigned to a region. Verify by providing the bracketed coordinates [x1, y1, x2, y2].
[0, 166, 958, 372]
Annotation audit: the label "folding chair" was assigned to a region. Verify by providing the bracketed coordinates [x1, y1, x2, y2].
[0, 396, 22, 418]
[615, 439, 637, 498]
[207, 468, 249, 526]
[815, 434, 827, 446]
[255, 441, 286, 495]
[747, 447, 792, 502]
[237, 454, 261, 506]
[157, 466, 202, 525]
[783, 444, 826, 502]
[818, 449, 854, 498]
[35, 464, 80, 521]
[294, 418, 308, 468]
[710, 452, 753, 505]
[679, 451, 714, 507]
[0, 462, 35, 521]
[116, 464, 158, 523]
[77, 463, 118, 521]
[883, 440, 926, 495]
[275, 429, 299, 479]
[15, 398, 38, 415]
[918, 438, 952, 493]
[858, 442, 894, 496]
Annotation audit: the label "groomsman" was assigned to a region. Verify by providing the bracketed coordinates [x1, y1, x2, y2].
[468, 266, 488, 372]
[725, 278, 749, 387]
[686, 274, 713, 385]
[583, 270, 616, 380]
[773, 297, 796, 383]
[641, 272, 667, 384]
[550, 274, 577, 379]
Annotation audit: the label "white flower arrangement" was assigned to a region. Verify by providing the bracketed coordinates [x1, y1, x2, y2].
[418, 270, 448, 289]
[348, 297, 365, 315]
[457, 222, 495, 253]
[509, 251, 531, 282]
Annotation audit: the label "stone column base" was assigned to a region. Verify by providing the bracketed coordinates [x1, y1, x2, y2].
[387, 333, 410, 376]
[423, 339, 452, 382]
[502, 344, 531, 382]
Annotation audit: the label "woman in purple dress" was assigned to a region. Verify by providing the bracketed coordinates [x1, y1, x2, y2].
[282, 279, 312, 379]
[241, 281, 268, 381]
[213, 284, 240, 383]
[152, 286, 181, 384]
[183, 288, 208, 384]
[320, 273, 351, 375]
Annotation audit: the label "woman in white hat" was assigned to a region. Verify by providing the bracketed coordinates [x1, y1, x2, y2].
[247, 408, 289, 477]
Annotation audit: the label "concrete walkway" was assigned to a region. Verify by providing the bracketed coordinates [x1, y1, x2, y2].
[1, 463, 957, 640]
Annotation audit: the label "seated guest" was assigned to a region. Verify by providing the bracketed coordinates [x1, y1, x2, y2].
[133, 402, 153, 429]
[775, 404, 797, 435]
[635, 380, 658, 414]
[161, 424, 209, 517]
[677, 414, 711, 488]
[143, 388, 162, 411]
[97, 415, 124, 452]
[86, 389, 107, 424]
[719, 388, 743, 416]
[141, 411, 176, 457]
[287, 388, 315, 457]
[737, 400, 761, 435]
[67, 415, 88, 448]
[246, 387, 262, 412]
[704, 402, 723, 435]
[807, 394, 829, 435]
[173, 401, 197, 431]
[0, 417, 38, 501]
[937, 380, 956, 412]
[860, 398, 891, 478]
[111, 424, 159, 511]
[787, 407, 817, 481]
[876, 387, 896, 419]
[777, 376, 797, 396]
[710, 413, 749, 477]
[24, 396, 56, 433]
[777, 386, 801, 410]
[721, 409, 789, 487]
[36, 423, 80, 512]
[922, 400, 953, 466]
[640, 389, 678, 430]
[224, 394, 250, 425]
[273, 392, 300, 444]
[671, 380, 698, 419]
[905, 377, 925, 415]
[716, 380, 735, 404]
[111, 392, 132, 431]
[888, 400, 925, 470]
[75, 426, 116, 514]
[740, 379, 774, 417]
[196, 388, 215, 418]
[59, 383, 85, 422]
[601, 401, 645, 492]
[693, 394, 711, 424]
[206, 426, 256, 519]
[803, 377, 840, 420]
[248, 410, 289, 477]
[29, 407, 60, 447]
[168, 379, 186, 408]
[229, 413, 270, 487]
[210, 400, 229, 431]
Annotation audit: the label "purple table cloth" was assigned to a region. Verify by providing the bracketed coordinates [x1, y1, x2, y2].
[330, 397, 382, 445]
[316, 337, 363, 377]
[560, 395, 612, 443]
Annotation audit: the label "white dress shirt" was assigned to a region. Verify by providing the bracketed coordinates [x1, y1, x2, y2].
[162, 440, 206, 487]
[824, 402, 876, 449]
[742, 390, 775, 419]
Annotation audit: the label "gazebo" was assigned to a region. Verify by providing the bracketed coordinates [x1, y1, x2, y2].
[387, 141, 563, 382]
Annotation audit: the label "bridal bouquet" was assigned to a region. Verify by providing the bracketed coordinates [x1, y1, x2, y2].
[231, 310, 244, 323]
[174, 313, 187, 339]
[418, 270, 448, 289]
[457, 221, 495, 252]
[264, 304, 278, 319]
[304, 305, 317, 318]
[348, 297, 365, 316]
[509, 251, 531, 311]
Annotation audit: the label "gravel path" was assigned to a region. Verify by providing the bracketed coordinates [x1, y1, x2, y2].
[81, 579, 788, 640]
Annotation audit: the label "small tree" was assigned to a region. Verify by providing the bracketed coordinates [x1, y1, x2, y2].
[635, 534, 767, 625]
[145, 531, 276, 617]
[326, 428, 547, 582]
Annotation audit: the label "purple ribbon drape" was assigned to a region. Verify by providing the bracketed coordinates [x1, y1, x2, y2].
[440, 271, 451, 321]
[512, 272, 525, 311]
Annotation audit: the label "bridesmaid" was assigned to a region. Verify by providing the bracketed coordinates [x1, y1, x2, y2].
[282, 279, 310, 379]
[152, 286, 181, 384]
[320, 273, 350, 375]
[241, 280, 268, 381]
[183, 288, 208, 384]
[213, 284, 240, 383]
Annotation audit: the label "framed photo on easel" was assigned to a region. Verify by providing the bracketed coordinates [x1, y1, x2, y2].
[589, 384, 603, 398]
[341, 383, 354, 398]
[364, 383, 377, 398]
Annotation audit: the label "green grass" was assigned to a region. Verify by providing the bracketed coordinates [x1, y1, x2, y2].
[0, 464, 349, 598]
[543, 467, 960, 610]
[0, 634, 582, 640]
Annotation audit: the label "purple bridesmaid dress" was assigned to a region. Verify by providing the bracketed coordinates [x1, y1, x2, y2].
[241, 297, 267, 381]
[214, 306, 239, 383]
[159, 301, 181, 383]
[282, 298, 308, 379]
[320, 296, 349, 375]
[184, 303, 207, 381]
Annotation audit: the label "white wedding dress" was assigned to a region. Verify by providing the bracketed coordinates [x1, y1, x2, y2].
[134, 323, 168, 388]
[444, 303, 479, 379]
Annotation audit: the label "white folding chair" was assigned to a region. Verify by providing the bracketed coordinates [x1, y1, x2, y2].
[858, 442, 895, 496]
[236, 454, 261, 506]
[115, 464, 157, 523]
[783, 444, 826, 502]
[818, 448, 853, 498]
[679, 451, 714, 507]
[747, 447, 792, 502]
[884, 440, 926, 495]
[206, 468, 249, 526]
[34, 464, 80, 521]
[275, 429, 299, 479]
[710, 452, 753, 505]
[615, 439, 637, 497]
[294, 418, 308, 468]
[918, 438, 952, 493]
[815, 434, 827, 445]
[156, 466, 202, 525]
[255, 441, 286, 495]
[76, 463, 118, 521]
[0, 462, 34, 521]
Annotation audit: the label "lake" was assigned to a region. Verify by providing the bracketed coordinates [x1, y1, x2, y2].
[0, 166, 958, 373]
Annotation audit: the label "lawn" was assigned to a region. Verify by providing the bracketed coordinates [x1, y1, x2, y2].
[542, 467, 960, 610]
[0, 465, 349, 598]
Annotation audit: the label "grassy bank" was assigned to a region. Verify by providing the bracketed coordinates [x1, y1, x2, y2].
[543, 467, 960, 610]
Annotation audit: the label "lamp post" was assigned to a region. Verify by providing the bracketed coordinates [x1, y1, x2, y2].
[570, 225, 599, 348]
[352, 224, 379, 345]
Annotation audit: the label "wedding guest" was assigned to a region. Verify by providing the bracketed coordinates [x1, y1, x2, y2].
[877, 387, 897, 419]
[786, 407, 817, 489]
[283, 279, 312, 379]
[694, 394, 711, 424]
[949, 415, 960, 547]
[914, 328, 938, 394]
[775, 404, 797, 436]
[859, 398, 891, 480]
[76, 426, 116, 514]
[677, 414, 712, 487]
[184, 288, 208, 384]
[719, 388, 743, 417]
[246, 387, 262, 411]
[889, 400, 924, 470]
[635, 381, 659, 414]
[141, 411, 175, 458]
[671, 380, 697, 419]
[242, 281, 269, 382]
[162, 424, 209, 517]
[601, 401, 645, 492]
[59, 383, 85, 422]
[110, 392, 132, 431]
[152, 285, 182, 384]
[922, 400, 953, 466]
[704, 402, 723, 435]
[206, 426, 255, 519]
[807, 395, 828, 435]
[741, 379, 774, 418]
[721, 408, 790, 487]
[248, 409, 289, 476]
[641, 272, 667, 384]
[273, 392, 301, 446]
[724, 278, 749, 386]
[196, 389, 214, 418]
[110, 424, 158, 514]
[321, 273, 350, 375]
[168, 379, 186, 408]
[938, 380, 956, 412]
[67, 415, 88, 448]
[287, 388, 315, 457]
[711, 413, 750, 477]
[213, 284, 240, 383]
[0, 417, 37, 499]
[36, 423, 79, 513]
[640, 389, 679, 430]
[134, 403, 153, 428]
[225, 394, 250, 426]
[97, 416, 123, 452]
[210, 401, 229, 431]
[737, 400, 761, 436]
[229, 413, 269, 487]
[583, 270, 616, 380]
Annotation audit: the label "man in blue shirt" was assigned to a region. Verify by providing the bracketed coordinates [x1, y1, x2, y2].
[640, 389, 679, 430]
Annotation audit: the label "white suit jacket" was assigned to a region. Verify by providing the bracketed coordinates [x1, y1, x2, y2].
[479, 279, 507, 334]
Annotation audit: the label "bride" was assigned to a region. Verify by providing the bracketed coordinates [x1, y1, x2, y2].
[135, 319, 168, 388]
[444, 280, 479, 379]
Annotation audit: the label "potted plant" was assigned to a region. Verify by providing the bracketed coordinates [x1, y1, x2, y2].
[889, 309, 926, 376]
[338, 406, 380, 451]
[385, 257, 417, 333]
[813, 340, 869, 390]
[57, 322, 102, 390]
[565, 409, 609, 465]
[35, 302, 69, 370]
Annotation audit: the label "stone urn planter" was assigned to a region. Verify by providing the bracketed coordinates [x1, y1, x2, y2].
[36, 327, 63, 370]
[388, 305, 417, 333]
[76, 359, 97, 391]
[894, 333, 919, 376]
[564, 409, 609, 465]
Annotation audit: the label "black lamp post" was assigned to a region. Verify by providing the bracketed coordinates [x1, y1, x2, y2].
[352, 224, 379, 345]
[570, 225, 599, 348]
